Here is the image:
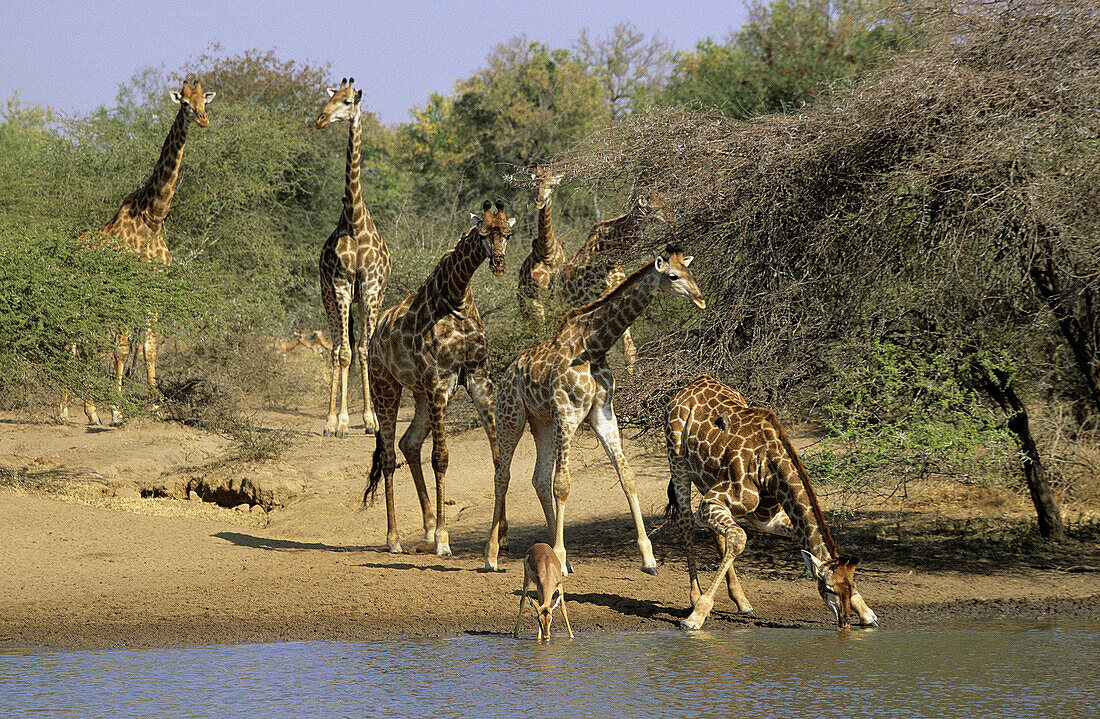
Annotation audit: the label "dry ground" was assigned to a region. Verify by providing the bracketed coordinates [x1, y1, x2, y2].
[1, 368, 1098, 648]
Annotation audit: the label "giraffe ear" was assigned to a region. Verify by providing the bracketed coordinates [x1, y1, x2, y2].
[802, 550, 824, 580]
[469, 212, 481, 226]
[169, 91, 183, 104]
[203, 91, 216, 104]
[508, 217, 517, 228]
[682, 255, 694, 266]
[654, 256, 668, 272]
[327, 87, 339, 98]
[355, 89, 363, 104]
[551, 173, 564, 186]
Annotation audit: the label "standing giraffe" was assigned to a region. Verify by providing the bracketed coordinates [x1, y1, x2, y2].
[553, 193, 671, 375]
[61, 80, 215, 426]
[484, 246, 706, 575]
[664, 375, 879, 630]
[364, 201, 513, 557]
[516, 165, 565, 323]
[316, 78, 391, 438]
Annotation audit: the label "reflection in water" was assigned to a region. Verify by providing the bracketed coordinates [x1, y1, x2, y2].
[1, 621, 1097, 719]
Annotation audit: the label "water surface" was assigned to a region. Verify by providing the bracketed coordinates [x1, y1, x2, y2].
[2, 621, 1096, 718]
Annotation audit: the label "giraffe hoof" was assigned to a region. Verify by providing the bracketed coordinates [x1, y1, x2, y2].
[641, 564, 658, 576]
[679, 618, 703, 631]
[484, 559, 503, 572]
[388, 544, 404, 554]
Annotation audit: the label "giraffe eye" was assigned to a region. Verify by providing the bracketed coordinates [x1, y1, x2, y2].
[669, 274, 679, 281]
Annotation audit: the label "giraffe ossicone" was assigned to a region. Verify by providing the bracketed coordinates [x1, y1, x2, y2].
[663, 375, 879, 630]
[485, 246, 706, 575]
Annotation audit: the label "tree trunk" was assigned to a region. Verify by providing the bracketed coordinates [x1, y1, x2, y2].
[974, 364, 1066, 541]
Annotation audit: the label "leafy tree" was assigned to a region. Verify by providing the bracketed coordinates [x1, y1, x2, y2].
[661, 0, 916, 118]
[396, 38, 607, 213]
[574, 23, 671, 119]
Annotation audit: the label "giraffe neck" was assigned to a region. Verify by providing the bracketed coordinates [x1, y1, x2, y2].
[534, 193, 560, 261]
[142, 103, 190, 228]
[589, 205, 643, 253]
[341, 110, 374, 236]
[770, 423, 838, 562]
[571, 263, 658, 357]
[425, 228, 487, 314]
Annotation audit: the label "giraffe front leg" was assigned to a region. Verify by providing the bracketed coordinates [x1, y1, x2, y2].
[357, 299, 379, 435]
[681, 490, 751, 630]
[427, 394, 451, 557]
[550, 421, 581, 575]
[323, 283, 352, 438]
[368, 378, 403, 553]
[485, 383, 524, 571]
[466, 369, 506, 548]
[589, 399, 657, 575]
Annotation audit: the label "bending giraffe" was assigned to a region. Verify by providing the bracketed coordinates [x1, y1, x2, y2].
[62, 80, 215, 426]
[485, 246, 706, 575]
[664, 375, 879, 630]
[553, 192, 672, 375]
[364, 201, 513, 557]
[316, 78, 391, 438]
[516, 165, 565, 323]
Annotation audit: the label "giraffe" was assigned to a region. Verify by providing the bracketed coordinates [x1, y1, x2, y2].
[316, 78, 392, 438]
[553, 193, 672, 375]
[61, 80, 215, 426]
[516, 165, 565, 323]
[484, 245, 706, 575]
[663, 375, 879, 630]
[363, 200, 513, 557]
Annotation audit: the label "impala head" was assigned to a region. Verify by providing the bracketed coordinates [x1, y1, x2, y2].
[654, 244, 706, 309]
[170, 80, 215, 127]
[468, 199, 513, 276]
[802, 551, 879, 630]
[315, 77, 362, 129]
[531, 165, 564, 209]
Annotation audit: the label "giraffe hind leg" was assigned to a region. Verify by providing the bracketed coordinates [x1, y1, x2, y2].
[681, 484, 752, 630]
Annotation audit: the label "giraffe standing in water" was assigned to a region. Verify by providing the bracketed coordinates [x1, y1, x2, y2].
[485, 246, 706, 575]
[664, 375, 879, 630]
[516, 166, 565, 323]
[315, 78, 391, 438]
[62, 80, 215, 426]
[553, 193, 672, 375]
[364, 201, 513, 557]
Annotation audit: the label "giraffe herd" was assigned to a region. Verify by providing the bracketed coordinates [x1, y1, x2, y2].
[67, 78, 878, 633]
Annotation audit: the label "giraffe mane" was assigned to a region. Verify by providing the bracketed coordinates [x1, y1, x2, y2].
[767, 411, 838, 558]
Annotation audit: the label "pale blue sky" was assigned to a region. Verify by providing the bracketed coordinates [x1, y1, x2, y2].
[2, 0, 749, 125]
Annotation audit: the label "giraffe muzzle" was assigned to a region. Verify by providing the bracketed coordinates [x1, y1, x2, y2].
[489, 256, 506, 276]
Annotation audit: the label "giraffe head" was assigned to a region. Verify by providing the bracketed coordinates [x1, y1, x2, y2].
[315, 78, 363, 129]
[653, 244, 706, 309]
[169, 81, 215, 127]
[469, 200, 514, 276]
[802, 551, 879, 629]
[531, 166, 564, 210]
[636, 191, 674, 227]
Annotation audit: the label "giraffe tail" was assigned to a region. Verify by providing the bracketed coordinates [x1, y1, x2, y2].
[363, 432, 384, 506]
[664, 477, 679, 520]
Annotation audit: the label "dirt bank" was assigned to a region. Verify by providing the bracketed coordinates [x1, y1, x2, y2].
[2, 399, 1098, 649]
